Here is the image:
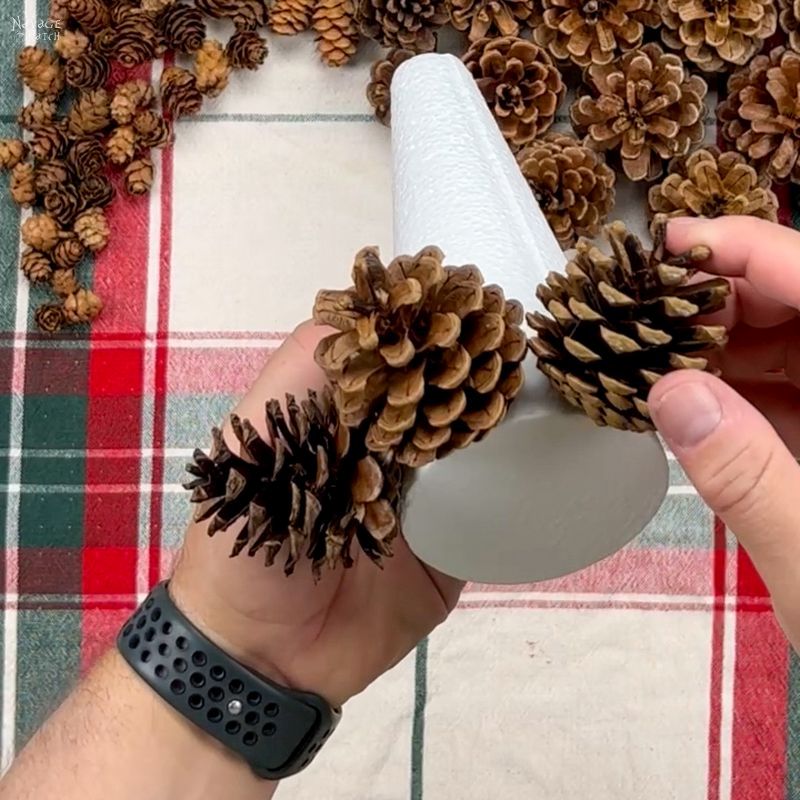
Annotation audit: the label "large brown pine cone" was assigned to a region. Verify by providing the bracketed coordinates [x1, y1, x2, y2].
[17, 47, 64, 96]
[463, 37, 565, 149]
[226, 30, 269, 69]
[194, 0, 269, 29]
[161, 67, 204, 118]
[516, 133, 616, 248]
[532, 0, 659, 67]
[159, 3, 206, 52]
[359, 0, 448, 52]
[571, 44, 707, 182]
[68, 136, 106, 179]
[184, 390, 404, 577]
[366, 49, 414, 125]
[65, 51, 110, 90]
[659, 0, 777, 72]
[780, 0, 800, 50]
[528, 218, 730, 432]
[448, 0, 534, 41]
[313, 0, 359, 66]
[648, 147, 778, 223]
[718, 47, 800, 183]
[270, 0, 315, 32]
[314, 247, 527, 467]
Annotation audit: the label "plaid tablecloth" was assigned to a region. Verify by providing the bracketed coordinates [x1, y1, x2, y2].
[2, 4, 799, 798]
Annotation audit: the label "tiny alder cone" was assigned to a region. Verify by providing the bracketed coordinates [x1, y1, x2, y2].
[17, 46, 64, 96]
[226, 31, 268, 70]
[20, 249, 54, 284]
[159, 3, 207, 54]
[314, 246, 528, 467]
[54, 29, 90, 60]
[67, 90, 111, 136]
[133, 110, 173, 149]
[53, 236, 86, 270]
[68, 136, 106, 179]
[106, 126, 136, 165]
[111, 80, 155, 125]
[63, 288, 103, 325]
[65, 51, 111, 91]
[112, 8, 160, 67]
[125, 158, 155, 195]
[449, 0, 535, 41]
[528, 218, 731, 432]
[52, 269, 80, 298]
[194, 40, 231, 97]
[18, 97, 57, 130]
[30, 124, 69, 161]
[35, 304, 66, 334]
[79, 174, 115, 209]
[366, 49, 414, 126]
[44, 184, 82, 226]
[185, 389, 403, 578]
[35, 160, 70, 195]
[10, 163, 36, 207]
[358, 0, 448, 52]
[160, 67, 204, 118]
[67, 0, 111, 32]
[0, 139, 28, 170]
[74, 208, 110, 253]
[22, 214, 62, 253]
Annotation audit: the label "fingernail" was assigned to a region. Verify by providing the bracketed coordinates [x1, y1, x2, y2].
[651, 383, 723, 448]
[667, 216, 704, 227]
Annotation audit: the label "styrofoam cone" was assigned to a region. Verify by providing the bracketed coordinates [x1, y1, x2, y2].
[391, 54, 669, 584]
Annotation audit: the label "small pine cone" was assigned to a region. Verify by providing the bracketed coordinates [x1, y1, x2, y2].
[463, 37, 565, 148]
[54, 29, 90, 60]
[80, 174, 115, 208]
[66, 0, 111, 32]
[194, 40, 231, 97]
[35, 160, 70, 194]
[718, 47, 800, 183]
[65, 51, 110, 91]
[133, 110, 173, 149]
[22, 213, 62, 252]
[159, 3, 206, 53]
[111, 9, 161, 67]
[51, 268, 80, 297]
[30, 123, 69, 161]
[21, 249, 54, 284]
[314, 247, 527, 467]
[185, 389, 404, 577]
[17, 46, 64, 96]
[660, 0, 777, 72]
[366, 49, 414, 126]
[571, 44, 707, 182]
[18, 98, 57, 131]
[269, 0, 315, 33]
[142, 0, 175, 10]
[359, 0, 448, 51]
[52, 235, 86, 269]
[531, 0, 658, 67]
[106, 125, 136, 165]
[226, 30, 268, 69]
[110, 80, 155, 126]
[125, 157, 154, 195]
[67, 89, 111, 136]
[313, 0, 358, 67]
[516, 133, 616, 248]
[10, 163, 36, 206]
[449, 0, 534, 41]
[74, 207, 110, 252]
[194, 0, 269, 30]
[44, 183, 82, 225]
[63, 288, 104, 324]
[67, 136, 106, 179]
[160, 67, 204, 118]
[50, 0, 71, 23]
[528, 218, 730, 431]
[780, 0, 800, 50]
[0, 139, 28, 170]
[35, 303, 66, 334]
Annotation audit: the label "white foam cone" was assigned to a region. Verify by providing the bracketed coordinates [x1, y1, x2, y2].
[392, 54, 668, 585]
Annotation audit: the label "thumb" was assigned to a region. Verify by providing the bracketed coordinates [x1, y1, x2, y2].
[649, 370, 800, 651]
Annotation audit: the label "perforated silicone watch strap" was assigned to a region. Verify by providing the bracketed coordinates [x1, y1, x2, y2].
[117, 581, 340, 780]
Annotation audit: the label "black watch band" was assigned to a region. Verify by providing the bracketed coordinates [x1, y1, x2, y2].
[117, 581, 341, 780]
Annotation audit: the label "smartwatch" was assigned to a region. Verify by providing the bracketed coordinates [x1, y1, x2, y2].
[117, 581, 341, 780]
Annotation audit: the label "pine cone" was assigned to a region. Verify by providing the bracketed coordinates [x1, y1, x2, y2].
[161, 67, 204, 117]
[106, 126, 136, 165]
[30, 123, 69, 161]
[35, 303, 66, 333]
[194, 0, 269, 29]
[74, 207, 110, 252]
[54, 29, 90, 60]
[22, 214, 62, 252]
[366, 49, 413, 126]
[67, 0, 111, 31]
[226, 30, 268, 69]
[21, 249, 54, 284]
[80, 174, 115, 208]
[449, 0, 534, 41]
[269, 0, 314, 33]
[51, 268, 80, 297]
[531, 0, 658, 67]
[463, 37, 565, 148]
[142, 0, 175, 10]
[65, 51, 110, 90]
[18, 97, 57, 130]
[133, 110, 173, 149]
[110, 80, 155, 125]
[159, 2, 206, 53]
[660, 0, 777, 72]
[125, 157, 154, 194]
[51, 0, 71, 23]
[314, 247, 527, 467]
[0, 139, 28, 170]
[194, 40, 231, 97]
[313, 0, 359, 66]
[528, 218, 730, 432]
[111, 9, 160, 67]
[45, 183, 82, 225]
[35, 160, 70, 194]
[67, 89, 111, 136]
[359, 0, 448, 51]
[648, 147, 779, 224]
[53, 235, 86, 269]
[571, 44, 707, 182]
[10, 163, 36, 206]
[68, 136, 106, 178]
[184, 390, 403, 577]
[780, 0, 800, 50]
[63, 288, 103, 324]
[516, 133, 616, 249]
[718, 47, 800, 183]
[17, 46, 64, 96]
